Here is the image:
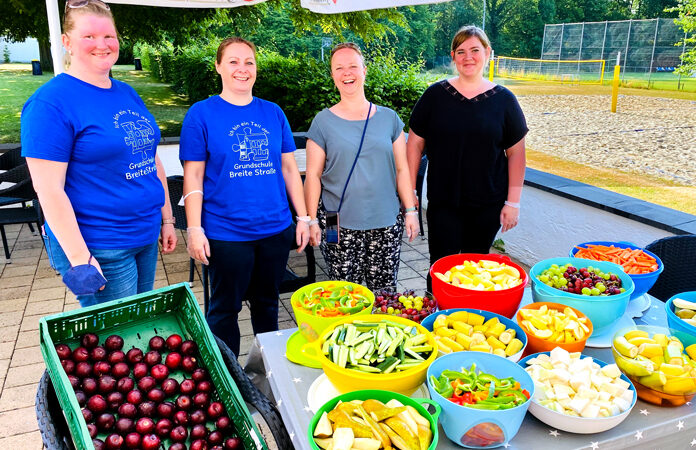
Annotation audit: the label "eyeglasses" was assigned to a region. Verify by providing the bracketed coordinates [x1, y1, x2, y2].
[65, 0, 110, 11]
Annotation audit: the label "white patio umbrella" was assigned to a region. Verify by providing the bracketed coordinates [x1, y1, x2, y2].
[45, 0, 455, 74]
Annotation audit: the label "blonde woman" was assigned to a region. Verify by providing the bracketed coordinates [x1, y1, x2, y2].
[21, 0, 176, 306]
[304, 43, 419, 290]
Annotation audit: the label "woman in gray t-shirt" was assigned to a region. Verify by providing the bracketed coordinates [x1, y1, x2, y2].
[304, 43, 419, 290]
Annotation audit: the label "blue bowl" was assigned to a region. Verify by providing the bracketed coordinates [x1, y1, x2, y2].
[530, 257, 634, 336]
[666, 292, 696, 348]
[427, 352, 533, 448]
[421, 308, 527, 362]
[517, 351, 636, 433]
[569, 241, 663, 301]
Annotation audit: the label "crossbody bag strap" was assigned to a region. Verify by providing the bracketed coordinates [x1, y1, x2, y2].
[336, 102, 372, 213]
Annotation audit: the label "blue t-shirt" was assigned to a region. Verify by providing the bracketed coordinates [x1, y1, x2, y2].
[21, 73, 164, 249]
[179, 96, 295, 241]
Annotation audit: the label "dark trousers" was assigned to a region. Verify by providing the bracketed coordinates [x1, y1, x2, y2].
[206, 225, 293, 356]
[426, 202, 503, 289]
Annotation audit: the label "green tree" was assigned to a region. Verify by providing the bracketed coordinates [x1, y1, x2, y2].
[634, 0, 679, 18]
[672, 0, 696, 75]
[502, 0, 556, 57]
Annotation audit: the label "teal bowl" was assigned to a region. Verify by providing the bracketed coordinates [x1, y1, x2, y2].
[530, 257, 634, 336]
[427, 352, 533, 448]
[666, 292, 696, 348]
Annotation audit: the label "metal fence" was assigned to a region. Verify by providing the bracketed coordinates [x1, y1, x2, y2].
[541, 18, 694, 90]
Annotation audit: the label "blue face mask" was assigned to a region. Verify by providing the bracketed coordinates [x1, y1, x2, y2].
[62, 255, 107, 296]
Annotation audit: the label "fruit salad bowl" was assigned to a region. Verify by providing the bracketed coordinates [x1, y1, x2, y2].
[430, 254, 528, 319]
[530, 257, 634, 336]
[612, 325, 696, 406]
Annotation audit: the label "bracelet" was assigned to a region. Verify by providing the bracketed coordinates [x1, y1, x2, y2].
[182, 190, 204, 201]
[405, 211, 418, 217]
[296, 216, 311, 223]
[309, 219, 319, 226]
[404, 206, 417, 213]
[187, 226, 205, 234]
[504, 201, 521, 209]
[162, 217, 176, 225]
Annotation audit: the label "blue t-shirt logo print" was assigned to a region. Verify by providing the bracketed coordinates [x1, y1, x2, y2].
[232, 126, 269, 162]
[122, 119, 155, 160]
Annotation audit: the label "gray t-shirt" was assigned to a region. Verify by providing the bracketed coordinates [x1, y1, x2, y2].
[307, 105, 404, 230]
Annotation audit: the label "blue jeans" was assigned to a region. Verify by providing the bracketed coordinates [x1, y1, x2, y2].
[44, 234, 159, 308]
[206, 225, 293, 356]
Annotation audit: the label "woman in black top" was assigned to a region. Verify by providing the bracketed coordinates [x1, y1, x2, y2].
[406, 25, 527, 274]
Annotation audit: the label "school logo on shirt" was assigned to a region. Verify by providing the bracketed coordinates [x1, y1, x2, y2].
[113, 110, 156, 161]
[228, 122, 276, 179]
[231, 125, 269, 162]
[113, 110, 157, 180]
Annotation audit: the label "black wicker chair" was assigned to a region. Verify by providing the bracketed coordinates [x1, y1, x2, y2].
[0, 166, 40, 261]
[645, 235, 696, 302]
[36, 336, 291, 450]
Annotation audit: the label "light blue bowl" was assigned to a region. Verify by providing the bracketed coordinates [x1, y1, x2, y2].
[427, 352, 533, 448]
[530, 257, 634, 336]
[666, 292, 696, 348]
[421, 308, 527, 362]
[569, 241, 663, 301]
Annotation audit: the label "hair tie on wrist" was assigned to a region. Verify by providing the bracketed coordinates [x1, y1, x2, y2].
[505, 201, 520, 209]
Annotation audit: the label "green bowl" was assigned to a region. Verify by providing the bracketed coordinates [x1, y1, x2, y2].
[307, 389, 441, 449]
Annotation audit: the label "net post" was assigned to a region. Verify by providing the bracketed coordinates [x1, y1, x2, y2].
[611, 52, 621, 113]
[489, 51, 495, 82]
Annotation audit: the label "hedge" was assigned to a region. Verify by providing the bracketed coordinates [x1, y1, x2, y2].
[135, 41, 429, 131]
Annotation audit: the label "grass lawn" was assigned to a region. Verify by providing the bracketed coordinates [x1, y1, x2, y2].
[0, 63, 190, 144]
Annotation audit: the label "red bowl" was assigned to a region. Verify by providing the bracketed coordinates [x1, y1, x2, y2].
[430, 254, 528, 319]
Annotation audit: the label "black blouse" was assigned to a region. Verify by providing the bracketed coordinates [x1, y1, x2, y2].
[409, 80, 528, 208]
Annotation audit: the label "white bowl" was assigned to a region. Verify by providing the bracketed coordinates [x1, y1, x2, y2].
[520, 352, 637, 434]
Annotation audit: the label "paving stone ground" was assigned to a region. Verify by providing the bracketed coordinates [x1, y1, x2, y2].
[0, 218, 442, 447]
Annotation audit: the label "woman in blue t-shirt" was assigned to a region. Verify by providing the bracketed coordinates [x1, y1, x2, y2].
[304, 43, 419, 291]
[21, 0, 177, 307]
[180, 37, 309, 356]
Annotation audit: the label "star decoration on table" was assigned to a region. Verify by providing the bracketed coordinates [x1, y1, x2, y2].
[678, 421, 685, 430]
[634, 430, 643, 440]
[303, 405, 313, 413]
[590, 442, 599, 450]
[640, 409, 650, 416]
[276, 399, 283, 408]
[549, 429, 560, 437]
[289, 432, 294, 441]
[292, 377, 303, 383]
[652, 305, 659, 309]
[502, 443, 510, 448]
[691, 438, 696, 447]
[688, 401, 692, 406]
[651, 316, 658, 320]
[266, 370, 272, 379]
[259, 345, 264, 352]
[275, 331, 284, 336]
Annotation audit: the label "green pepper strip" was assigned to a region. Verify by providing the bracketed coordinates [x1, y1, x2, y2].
[338, 305, 364, 314]
[465, 403, 501, 410]
[498, 389, 527, 404]
[478, 395, 517, 404]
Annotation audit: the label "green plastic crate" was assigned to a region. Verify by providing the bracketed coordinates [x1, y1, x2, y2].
[39, 283, 266, 450]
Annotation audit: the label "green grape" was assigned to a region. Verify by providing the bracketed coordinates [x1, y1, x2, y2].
[559, 278, 568, 286]
[539, 275, 549, 283]
[581, 287, 591, 295]
[620, 288, 626, 293]
[591, 288, 600, 296]
[596, 283, 606, 293]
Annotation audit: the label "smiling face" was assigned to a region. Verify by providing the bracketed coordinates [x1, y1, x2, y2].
[216, 42, 257, 96]
[451, 36, 491, 79]
[62, 13, 119, 75]
[330, 47, 367, 97]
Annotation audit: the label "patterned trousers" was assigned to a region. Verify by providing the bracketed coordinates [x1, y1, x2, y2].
[319, 209, 404, 291]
